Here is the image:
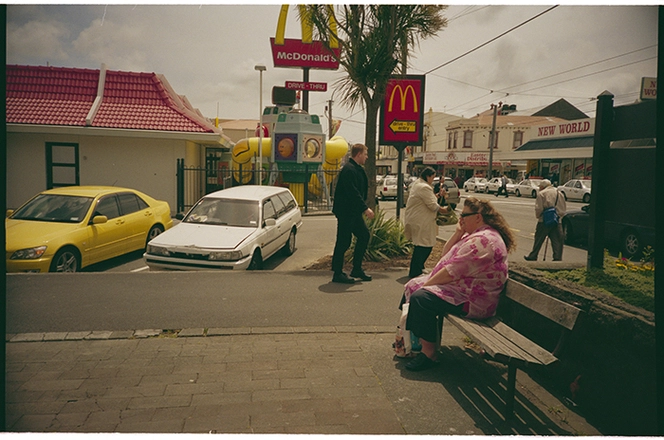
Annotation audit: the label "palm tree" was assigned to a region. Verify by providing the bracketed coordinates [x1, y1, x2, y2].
[303, 5, 447, 209]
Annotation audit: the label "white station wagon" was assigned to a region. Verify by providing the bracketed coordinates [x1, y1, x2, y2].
[144, 185, 302, 270]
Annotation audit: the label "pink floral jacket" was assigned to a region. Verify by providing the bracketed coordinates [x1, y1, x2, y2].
[404, 225, 508, 319]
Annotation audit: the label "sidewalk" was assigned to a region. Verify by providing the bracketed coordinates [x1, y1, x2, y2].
[6, 324, 602, 434]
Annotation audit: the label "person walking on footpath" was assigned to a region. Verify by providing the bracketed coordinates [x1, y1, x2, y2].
[495, 174, 509, 198]
[524, 179, 566, 261]
[331, 143, 375, 283]
[403, 167, 450, 279]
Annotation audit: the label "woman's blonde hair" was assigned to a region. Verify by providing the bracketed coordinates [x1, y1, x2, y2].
[464, 197, 516, 252]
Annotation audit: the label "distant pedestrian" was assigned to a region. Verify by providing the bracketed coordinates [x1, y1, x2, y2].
[331, 143, 374, 284]
[524, 179, 566, 261]
[495, 174, 509, 198]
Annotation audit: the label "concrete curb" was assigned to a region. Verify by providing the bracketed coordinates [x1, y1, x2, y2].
[6, 325, 397, 343]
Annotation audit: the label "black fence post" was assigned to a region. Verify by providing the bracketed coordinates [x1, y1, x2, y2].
[176, 158, 184, 214]
[303, 164, 309, 214]
[587, 91, 613, 269]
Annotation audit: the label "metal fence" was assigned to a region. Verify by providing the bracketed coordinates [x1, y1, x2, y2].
[176, 158, 340, 215]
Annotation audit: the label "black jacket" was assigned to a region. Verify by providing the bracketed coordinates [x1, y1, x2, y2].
[332, 158, 369, 218]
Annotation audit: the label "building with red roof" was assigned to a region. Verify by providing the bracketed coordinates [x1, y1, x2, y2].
[6, 64, 233, 212]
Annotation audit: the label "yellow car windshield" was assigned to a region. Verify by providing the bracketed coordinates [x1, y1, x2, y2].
[11, 194, 93, 223]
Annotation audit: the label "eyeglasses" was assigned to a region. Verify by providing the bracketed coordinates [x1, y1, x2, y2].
[459, 212, 479, 218]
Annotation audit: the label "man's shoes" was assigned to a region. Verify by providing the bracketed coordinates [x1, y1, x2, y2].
[523, 256, 537, 261]
[405, 352, 438, 371]
[332, 272, 356, 284]
[350, 269, 372, 281]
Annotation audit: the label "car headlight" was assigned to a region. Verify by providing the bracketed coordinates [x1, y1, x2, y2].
[147, 244, 170, 257]
[209, 250, 243, 261]
[11, 245, 47, 260]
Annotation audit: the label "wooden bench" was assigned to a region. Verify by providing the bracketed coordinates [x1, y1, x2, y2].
[437, 278, 583, 420]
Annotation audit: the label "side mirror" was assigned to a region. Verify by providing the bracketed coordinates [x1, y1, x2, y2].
[6, 209, 14, 218]
[582, 205, 589, 213]
[92, 215, 108, 225]
[264, 218, 276, 227]
[175, 213, 184, 220]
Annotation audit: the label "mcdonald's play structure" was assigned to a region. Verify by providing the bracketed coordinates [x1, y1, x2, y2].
[231, 106, 349, 208]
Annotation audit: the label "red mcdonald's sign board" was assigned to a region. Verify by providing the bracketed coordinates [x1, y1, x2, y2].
[379, 75, 425, 147]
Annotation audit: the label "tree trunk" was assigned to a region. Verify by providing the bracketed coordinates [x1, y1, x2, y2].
[364, 99, 380, 211]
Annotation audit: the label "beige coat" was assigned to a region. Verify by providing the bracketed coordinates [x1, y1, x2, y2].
[535, 185, 566, 222]
[403, 179, 440, 247]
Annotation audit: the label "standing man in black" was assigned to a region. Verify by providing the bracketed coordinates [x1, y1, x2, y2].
[331, 143, 375, 283]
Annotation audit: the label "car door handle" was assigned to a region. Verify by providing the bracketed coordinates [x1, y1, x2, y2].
[116, 219, 125, 225]
[145, 211, 153, 216]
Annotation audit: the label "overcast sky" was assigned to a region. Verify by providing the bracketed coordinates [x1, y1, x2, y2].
[6, 3, 659, 144]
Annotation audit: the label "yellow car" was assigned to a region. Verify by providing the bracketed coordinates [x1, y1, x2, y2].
[6, 186, 173, 273]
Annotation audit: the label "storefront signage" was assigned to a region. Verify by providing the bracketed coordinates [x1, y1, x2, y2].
[423, 151, 501, 167]
[271, 6, 340, 70]
[640, 77, 657, 100]
[534, 118, 594, 139]
[285, 81, 328, 92]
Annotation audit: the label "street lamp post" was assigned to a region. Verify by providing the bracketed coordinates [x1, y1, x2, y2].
[254, 64, 267, 185]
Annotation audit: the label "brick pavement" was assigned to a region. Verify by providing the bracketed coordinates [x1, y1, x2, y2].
[5, 326, 602, 434]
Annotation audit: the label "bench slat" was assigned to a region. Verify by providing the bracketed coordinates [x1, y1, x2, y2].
[446, 315, 557, 367]
[505, 279, 581, 330]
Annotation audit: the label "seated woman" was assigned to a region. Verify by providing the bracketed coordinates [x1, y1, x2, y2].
[399, 197, 516, 371]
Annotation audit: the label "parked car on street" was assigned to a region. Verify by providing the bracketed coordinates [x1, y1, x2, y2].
[514, 178, 543, 198]
[6, 186, 173, 273]
[144, 185, 302, 271]
[433, 177, 461, 209]
[376, 176, 404, 200]
[486, 177, 516, 194]
[558, 179, 592, 203]
[562, 204, 655, 258]
[463, 177, 487, 193]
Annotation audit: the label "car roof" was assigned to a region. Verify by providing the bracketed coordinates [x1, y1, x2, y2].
[42, 186, 139, 198]
[204, 185, 290, 201]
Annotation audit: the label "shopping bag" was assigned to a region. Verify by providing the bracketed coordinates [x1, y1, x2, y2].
[394, 303, 415, 358]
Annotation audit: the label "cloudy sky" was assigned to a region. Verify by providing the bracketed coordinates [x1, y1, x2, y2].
[6, 3, 659, 144]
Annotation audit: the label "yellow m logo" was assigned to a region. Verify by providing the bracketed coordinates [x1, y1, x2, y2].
[275, 5, 339, 49]
[388, 84, 418, 113]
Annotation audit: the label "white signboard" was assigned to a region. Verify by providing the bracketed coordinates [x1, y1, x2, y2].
[640, 77, 657, 100]
[532, 118, 595, 139]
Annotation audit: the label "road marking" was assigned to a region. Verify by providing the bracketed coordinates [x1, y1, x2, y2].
[131, 266, 150, 273]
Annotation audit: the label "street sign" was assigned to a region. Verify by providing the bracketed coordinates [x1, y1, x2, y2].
[379, 75, 425, 146]
[285, 81, 328, 92]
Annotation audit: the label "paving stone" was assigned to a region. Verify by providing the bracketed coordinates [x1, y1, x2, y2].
[191, 392, 251, 406]
[207, 327, 251, 336]
[115, 418, 184, 433]
[164, 382, 225, 396]
[108, 331, 135, 340]
[178, 328, 206, 337]
[43, 332, 69, 341]
[10, 333, 45, 342]
[9, 414, 56, 431]
[251, 388, 311, 402]
[85, 331, 114, 340]
[19, 379, 85, 392]
[65, 332, 91, 340]
[127, 394, 193, 410]
[133, 329, 161, 338]
[251, 326, 294, 334]
[251, 409, 316, 428]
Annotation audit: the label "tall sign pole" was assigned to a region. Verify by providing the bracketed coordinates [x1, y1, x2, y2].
[488, 102, 500, 179]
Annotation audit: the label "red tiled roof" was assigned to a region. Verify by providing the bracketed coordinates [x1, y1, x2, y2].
[6, 64, 218, 133]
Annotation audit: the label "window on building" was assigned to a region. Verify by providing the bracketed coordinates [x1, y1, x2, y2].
[453, 131, 458, 149]
[488, 132, 499, 149]
[463, 131, 473, 148]
[448, 132, 453, 150]
[46, 143, 79, 189]
[513, 131, 524, 149]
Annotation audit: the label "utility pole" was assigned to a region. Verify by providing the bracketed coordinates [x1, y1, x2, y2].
[327, 98, 333, 138]
[488, 102, 501, 179]
[395, 35, 409, 220]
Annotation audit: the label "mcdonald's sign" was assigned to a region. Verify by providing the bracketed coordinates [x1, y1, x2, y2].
[270, 5, 340, 70]
[380, 75, 425, 147]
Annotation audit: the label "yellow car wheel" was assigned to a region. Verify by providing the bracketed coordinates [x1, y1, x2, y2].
[50, 247, 80, 273]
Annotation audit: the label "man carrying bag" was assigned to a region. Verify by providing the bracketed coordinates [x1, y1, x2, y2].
[524, 179, 566, 261]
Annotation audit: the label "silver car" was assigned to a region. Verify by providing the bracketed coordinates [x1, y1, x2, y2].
[463, 177, 487, 193]
[434, 177, 461, 209]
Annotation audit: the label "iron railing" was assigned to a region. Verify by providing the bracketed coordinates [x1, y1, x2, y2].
[176, 158, 340, 215]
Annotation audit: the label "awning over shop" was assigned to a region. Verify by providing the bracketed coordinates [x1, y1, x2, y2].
[516, 135, 594, 151]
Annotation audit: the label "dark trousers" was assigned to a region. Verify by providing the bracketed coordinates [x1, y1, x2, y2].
[496, 186, 508, 197]
[331, 214, 370, 274]
[409, 245, 433, 278]
[400, 289, 466, 343]
[527, 221, 564, 261]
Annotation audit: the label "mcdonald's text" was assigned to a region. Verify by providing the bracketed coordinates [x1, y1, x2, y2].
[270, 38, 340, 70]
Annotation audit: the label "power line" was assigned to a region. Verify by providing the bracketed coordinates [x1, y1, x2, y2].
[424, 5, 559, 75]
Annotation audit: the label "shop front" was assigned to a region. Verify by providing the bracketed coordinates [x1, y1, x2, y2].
[422, 151, 519, 181]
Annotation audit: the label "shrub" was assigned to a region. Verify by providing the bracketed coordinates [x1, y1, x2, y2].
[346, 207, 413, 262]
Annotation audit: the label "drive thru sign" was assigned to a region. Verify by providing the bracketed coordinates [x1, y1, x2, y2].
[379, 75, 425, 148]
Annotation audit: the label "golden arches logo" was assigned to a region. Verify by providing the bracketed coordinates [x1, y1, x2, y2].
[275, 5, 338, 48]
[388, 84, 418, 113]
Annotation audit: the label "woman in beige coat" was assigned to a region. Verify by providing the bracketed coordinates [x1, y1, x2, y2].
[404, 167, 450, 278]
